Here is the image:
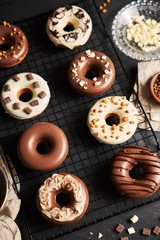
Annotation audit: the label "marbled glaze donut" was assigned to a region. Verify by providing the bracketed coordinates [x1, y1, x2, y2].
[111, 146, 160, 199]
[37, 173, 89, 225]
[1, 72, 50, 119]
[17, 122, 68, 171]
[87, 96, 138, 144]
[46, 5, 92, 49]
[67, 50, 115, 95]
[0, 21, 28, 68]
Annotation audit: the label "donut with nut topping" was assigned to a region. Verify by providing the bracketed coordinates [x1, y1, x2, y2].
[87, 96, 138, 144]
[0, 21, 28, 68]
[67, 50, 115, 96]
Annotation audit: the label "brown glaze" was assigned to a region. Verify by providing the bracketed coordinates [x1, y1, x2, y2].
[17, 122, 68, 171]
[0, 21, 28, 68]
[111, 146, 160, 199]
[0, 166, 8, 210]
[150, 71, 160, 104]
[67, 50, 115, 96]
[37, 173, 89, 225]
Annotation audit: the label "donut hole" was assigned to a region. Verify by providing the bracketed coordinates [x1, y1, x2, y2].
[129, 165, 144, 180]
[105, 114, 120, 126]
[56, 191, 72, 207]
[0, 43, 11, 51]
[63, 22, 75, 32]
[85, 65, 101, 80]
[17, 88, 33, 102]
[36, 139, 51, 154]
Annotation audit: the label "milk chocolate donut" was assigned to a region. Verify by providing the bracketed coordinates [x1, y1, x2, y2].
[17, 122, 68, 171]
[0, 21, 28, 68]
[46, 5, 92, 49]
[68, 50, 115, 96]
[111, 146, 160, 199]
[37, 173, 89, 225]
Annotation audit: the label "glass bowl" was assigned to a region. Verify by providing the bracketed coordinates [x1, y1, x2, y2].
[111, 0, 160, 61]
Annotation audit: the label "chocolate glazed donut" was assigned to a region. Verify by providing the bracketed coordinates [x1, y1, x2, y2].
[17, 122, 68, 171]
[0, 21, 28, 68]
[111, 146, 160, 199]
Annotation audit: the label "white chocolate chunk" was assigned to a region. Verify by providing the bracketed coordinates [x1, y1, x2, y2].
[128, 227, 136, 234]
[130, 215, 139, 223]
[97, 232, 103, 239]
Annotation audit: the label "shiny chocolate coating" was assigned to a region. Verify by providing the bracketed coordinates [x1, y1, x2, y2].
[37, 173, 89, 225]
[111, 146, 160, 199]
[67, 50, 115, 96]
[17, 122, 68, 171]
[0, 21, 28, 68]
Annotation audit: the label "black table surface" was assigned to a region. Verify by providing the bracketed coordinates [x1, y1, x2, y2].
[0, 0, 160, 240]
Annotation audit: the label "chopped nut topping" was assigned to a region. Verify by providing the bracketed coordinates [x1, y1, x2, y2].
[127, 131, 131, 135]
[122, 117, 128, 122]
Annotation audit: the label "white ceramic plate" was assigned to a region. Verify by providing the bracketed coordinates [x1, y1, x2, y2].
[112, 0, 160, 61]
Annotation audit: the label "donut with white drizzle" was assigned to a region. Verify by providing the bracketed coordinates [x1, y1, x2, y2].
[46, 5, 92, 49]
[68, 50, 115, 95]
[1, 72, 50, 120]
[87, 96, 138, 144]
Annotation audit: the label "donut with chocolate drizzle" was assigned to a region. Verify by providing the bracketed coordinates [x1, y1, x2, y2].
[37, 173, 89, 225]
[0, 21, 28, 68]
[46, 5, 92, 49]
[68, 50, 115, 95]
[111, 146, 160, 199]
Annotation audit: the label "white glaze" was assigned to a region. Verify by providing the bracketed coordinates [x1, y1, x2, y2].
[38, 173, 87, 223]
[1, 72, 50, 119]
[87, 96, 138, 144]
[46, 5, 92, 49]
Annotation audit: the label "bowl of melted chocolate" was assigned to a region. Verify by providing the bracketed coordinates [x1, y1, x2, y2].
[150, 71, 160, 104]
[0, 166, 8, 210]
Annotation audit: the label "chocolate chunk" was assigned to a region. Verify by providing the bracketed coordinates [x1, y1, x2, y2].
[13, 102, 20, 110]
[26, 73, 34, 80]
[3, 84, 11, 92]
[12, 75, 20, 82]
[38, 91, 46, 99]
[142, 228, 151, 236]
[153, 226, 160, 235]
[24, 107, 32, 114]
[116, 224, 124, 233]
[30, 99, 39, 106]
[32, 81, 40, 89]
[120, 237, 128, 240]
[3, 97, 11, 104]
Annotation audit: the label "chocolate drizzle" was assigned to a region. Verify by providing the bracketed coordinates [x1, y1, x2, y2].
[111, 146, 160, 199]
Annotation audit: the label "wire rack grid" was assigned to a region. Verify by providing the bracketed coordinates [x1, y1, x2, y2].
[0, 0, 160, 239]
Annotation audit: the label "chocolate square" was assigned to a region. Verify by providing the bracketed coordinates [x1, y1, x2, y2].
[38, 91, 46, 99]
[13, 102, 20, 110]
[120, 237, 128, 240]
[116, 224, 124, 233]
[3, 84, 11, 92]
[26, 73, 34, 80]
[153, 226, 160, 235]
[32, 81, 40, 89]
[3, 97, 11, 104]
[12, 75, 20, 82]
[142, 228, 151, 236]
[30, 99, 39, 106]
[24, 107, 32, 114]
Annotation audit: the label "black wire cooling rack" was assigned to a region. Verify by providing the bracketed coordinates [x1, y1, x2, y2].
[1, 0, 160, 239]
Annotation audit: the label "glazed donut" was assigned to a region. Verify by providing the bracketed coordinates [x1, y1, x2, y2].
[67, 50, 115, 96]
[46, 5, 92, 49]
[37, 173, 89, 225]
[1, 72, 50, 120]
[87, 96, 138, 144]
[17, 122, 68, 171]
[0, 21, 28, 68]
[111, 146, 160, 199]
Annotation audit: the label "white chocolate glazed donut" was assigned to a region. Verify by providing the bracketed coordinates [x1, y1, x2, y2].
[46, 5, 92, 49]
[37, 173, 89, 225]
[1, 72, 50, 119]
[87, 96, 138, 144]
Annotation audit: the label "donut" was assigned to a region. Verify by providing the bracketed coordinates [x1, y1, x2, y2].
[46, 5, 92, 49]
[110, 146, 160, 199]
[67, 50, 115, 96]
[87, 96, 138, 144]
[1, 72, 50, 120]
[0, 21, 28, 68]
[17, 122, 68, 171]
[37, 173, 89, 225]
